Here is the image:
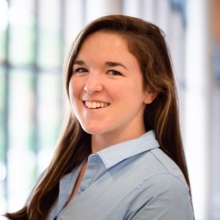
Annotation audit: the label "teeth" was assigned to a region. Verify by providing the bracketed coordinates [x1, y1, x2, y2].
[92, 102, 96, 108]
[85, 101, 109, 109]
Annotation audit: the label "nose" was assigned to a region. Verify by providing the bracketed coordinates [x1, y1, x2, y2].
[84, 72, 104, 94]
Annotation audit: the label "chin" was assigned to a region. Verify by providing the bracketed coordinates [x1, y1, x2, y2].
[81, 125, 104, 135]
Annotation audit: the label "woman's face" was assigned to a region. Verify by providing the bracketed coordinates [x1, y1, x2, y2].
[69, 31, 156, 140]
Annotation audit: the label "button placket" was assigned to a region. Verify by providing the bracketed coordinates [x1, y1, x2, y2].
[78, 154, 100, 193]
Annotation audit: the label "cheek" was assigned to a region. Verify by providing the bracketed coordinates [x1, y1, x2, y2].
[116, 80, 144, 99]
[68, 83, 75, 103]
[69, 79, 81, 100]
[109, 84, 127, 101]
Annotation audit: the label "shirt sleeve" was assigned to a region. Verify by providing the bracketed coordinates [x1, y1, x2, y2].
[125, 174, 194, 220]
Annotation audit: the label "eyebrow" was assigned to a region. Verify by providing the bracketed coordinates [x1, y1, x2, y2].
[73, 60, 85, 65]
[73, 60, 128, 70]
[105, 61, 128, 70]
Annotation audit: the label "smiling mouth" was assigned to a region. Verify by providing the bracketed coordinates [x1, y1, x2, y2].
[84, 101, 110, 109]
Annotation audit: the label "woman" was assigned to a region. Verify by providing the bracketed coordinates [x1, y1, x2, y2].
[5, 15, 194, 219]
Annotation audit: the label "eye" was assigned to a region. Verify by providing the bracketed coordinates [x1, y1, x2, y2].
[108, 70, 122, 76]
[75, 68, 88, 73]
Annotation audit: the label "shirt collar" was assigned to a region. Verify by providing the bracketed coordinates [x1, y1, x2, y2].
[97, 130, 159, 169]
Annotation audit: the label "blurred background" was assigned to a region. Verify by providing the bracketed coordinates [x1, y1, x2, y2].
[0, 0, 219, 219]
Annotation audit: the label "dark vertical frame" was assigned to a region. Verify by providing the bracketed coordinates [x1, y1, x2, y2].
[171, 0, 186, 26]
[59, 0, 66, 121]
[60, 0, 65, 62]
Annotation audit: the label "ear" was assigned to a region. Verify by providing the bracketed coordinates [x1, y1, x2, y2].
[143, 86, 158, 104]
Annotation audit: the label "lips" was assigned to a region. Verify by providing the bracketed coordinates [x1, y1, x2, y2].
[84, 101, 110, 109]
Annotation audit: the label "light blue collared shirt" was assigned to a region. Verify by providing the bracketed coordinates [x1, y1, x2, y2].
[30, 131, 194, 220]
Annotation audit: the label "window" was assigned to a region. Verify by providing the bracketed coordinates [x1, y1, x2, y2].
[1, 0, 190, 214]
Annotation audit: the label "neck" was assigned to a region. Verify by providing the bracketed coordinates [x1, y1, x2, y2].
[91, 127, 146, 154]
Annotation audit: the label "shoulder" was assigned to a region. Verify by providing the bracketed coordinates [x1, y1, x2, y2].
[137, 172, 190, 201]
[145, 148, 188, 186]
[124, 149, 194, 219]
[138, 147, 190, 201]
[126, 173, 194, 219]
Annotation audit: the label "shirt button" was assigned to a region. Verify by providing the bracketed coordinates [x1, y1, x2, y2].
[92, 156, 98, 161]
[80, 185, 85, 191]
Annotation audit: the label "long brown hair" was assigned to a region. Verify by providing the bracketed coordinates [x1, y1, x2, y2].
[5, 15, 191, 219]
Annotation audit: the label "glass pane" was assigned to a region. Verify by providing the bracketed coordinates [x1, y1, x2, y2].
[37, 0, 62, 69]
[37, 71, 62, 173]
[37, 31, 62, 70]
[0, 0, 8, 63]
[64, 0, 84, 53]
[8, 2, 35, 66]
[122, 0, 140, 17]
[7, 69, 36, 211]
[0, 67, 6, 161]
[0, 66, 7, 213]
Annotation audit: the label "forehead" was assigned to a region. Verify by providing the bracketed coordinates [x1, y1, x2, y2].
[75, 32, 133, 62]
[86, 30, 127, 42]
